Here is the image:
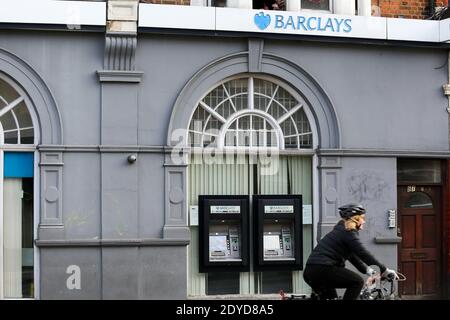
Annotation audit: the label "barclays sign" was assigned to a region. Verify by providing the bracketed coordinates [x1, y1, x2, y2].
[139, 5, 391, 41]
[254, 12, 352, 33]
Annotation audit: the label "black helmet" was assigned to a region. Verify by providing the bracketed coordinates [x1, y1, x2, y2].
[338, 203, 366, 219]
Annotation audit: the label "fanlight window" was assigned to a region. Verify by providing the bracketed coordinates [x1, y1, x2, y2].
[0, 78, 34, 145]
[188, 77, 313, 149]
[405, 192, 433, 209]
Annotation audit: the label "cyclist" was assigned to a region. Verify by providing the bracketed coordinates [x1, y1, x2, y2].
[303, 203, 398, 300]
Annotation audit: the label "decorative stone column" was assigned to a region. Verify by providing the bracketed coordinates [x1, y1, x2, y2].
[163, 150, 190, 240]
[39, 152, 64, 239]
[357, 0, 371, 16]
[317, 156, 341, 239]
[97, 0, 142, 241]
[286, 0, 301, 12]
[107, 0, 138, 33]
[333, 0, 356, 16]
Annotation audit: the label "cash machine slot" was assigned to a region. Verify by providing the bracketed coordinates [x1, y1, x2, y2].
[199, 195, 249, 273]
[253, 195, 303, 271]
[263, 223, 294, 261]
[209, 225, 241, 261]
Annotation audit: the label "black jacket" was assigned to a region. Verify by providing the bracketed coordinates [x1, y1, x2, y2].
[306, 220, 386, 274]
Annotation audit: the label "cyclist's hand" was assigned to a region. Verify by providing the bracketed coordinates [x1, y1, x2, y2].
[366, 267, 377, 276]
[366, 275, 377, 287]
[382, 268, 399, 280]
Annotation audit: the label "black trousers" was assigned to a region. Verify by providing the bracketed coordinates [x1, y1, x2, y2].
[303, 264, 364, 300]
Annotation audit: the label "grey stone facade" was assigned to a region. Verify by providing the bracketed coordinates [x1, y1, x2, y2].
[0, 17, 448, 299]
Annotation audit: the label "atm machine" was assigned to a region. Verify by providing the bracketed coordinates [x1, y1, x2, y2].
[253, 195, 303, 271]
[198, 195, 249, 272]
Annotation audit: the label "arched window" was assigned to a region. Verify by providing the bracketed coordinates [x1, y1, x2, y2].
[405, 192, 433, 209]
[0, 74, 36, 299]
[0, 77, 34, 145]
[188, 77, 313, 150]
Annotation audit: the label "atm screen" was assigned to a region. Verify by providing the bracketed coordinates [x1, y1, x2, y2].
[263, 235, 280, 251]
[210, 235, 228, 252]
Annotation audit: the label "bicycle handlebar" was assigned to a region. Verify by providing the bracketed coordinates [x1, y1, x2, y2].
[380, 271, 406, 282]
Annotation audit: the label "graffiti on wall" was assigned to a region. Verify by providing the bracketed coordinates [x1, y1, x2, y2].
[347, 171, 389, 203]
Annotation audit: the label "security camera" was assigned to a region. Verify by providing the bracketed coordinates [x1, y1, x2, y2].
[127, 154, 137, 164]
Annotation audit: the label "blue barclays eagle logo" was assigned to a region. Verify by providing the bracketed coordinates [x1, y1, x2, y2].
[254, 12, 271, 30]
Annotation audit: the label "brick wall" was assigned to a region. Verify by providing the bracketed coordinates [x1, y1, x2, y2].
[371, 0, 449, 19]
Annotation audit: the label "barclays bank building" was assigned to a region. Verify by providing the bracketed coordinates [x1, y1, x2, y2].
[0, 0, 449, 299]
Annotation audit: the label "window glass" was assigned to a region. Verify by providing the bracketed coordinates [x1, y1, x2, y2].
[1, 78, 34, 145]
[1, 111, 17, 131]
[405, 192, 433, 209]
[0, 78, 20, 105]
[253, 0, 286, 11]
[14, 102, 33, 128]
[4, 131, 18, 144]
[20, 129, 35, 145]
[397, 159, 441, 183]
[301, 0, 330, 10]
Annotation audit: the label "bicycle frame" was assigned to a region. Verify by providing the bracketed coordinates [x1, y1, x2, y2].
[359, 273, 406, 300]
[280, 272, 406, 300]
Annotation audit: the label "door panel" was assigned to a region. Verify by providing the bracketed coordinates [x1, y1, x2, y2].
[422, 216, 436, 248]
[401, 262, 416, 295]
[402, 216, 416, 248]
[398, 186, 441, 299]
[422, 261, 437, 294]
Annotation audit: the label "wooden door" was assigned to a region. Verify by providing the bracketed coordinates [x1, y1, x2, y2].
[398, 186, 442, 299]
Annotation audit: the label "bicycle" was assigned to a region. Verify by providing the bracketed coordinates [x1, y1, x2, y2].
[359, 272, 406, 300]
[279, 271, 406, 300]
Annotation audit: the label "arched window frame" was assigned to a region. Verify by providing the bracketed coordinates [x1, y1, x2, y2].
[0, 73, 38, 300]
[188, 75, 317, 152]
[0, 73, 38, 148]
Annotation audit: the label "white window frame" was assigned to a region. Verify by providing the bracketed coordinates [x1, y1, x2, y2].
[218, 109, 285, 149]
[188, 76, 316, 152]
[0, 74, 39, 300]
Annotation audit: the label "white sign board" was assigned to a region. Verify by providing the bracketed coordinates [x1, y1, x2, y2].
[190, 205, 198, 226]
[387, 18, 439, 42]
[216, 8, 387, 40]
[139, 3, 215, 30]
[264, 205, 294, 214]
[388, 209, 396, 228]
[211, 205, 241, 214]
[302, 205, 312, 225]
[0, 0, 106, 26]
[137, 4, 446, 43]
